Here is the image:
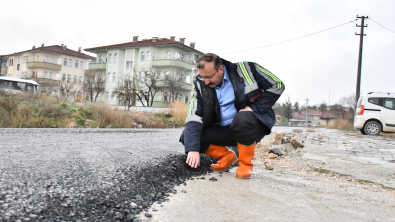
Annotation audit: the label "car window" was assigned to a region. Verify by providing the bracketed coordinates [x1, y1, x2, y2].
[368, 98, 380, 105]
[384, 98, 395, 110]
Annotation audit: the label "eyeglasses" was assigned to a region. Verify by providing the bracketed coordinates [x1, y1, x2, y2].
[197, 70, 217, 81]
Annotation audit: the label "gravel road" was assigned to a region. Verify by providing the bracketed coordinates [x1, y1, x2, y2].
[0, 128, 216, 221]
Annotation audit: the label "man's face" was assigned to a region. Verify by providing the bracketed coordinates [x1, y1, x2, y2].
[198, 62, 224, 88]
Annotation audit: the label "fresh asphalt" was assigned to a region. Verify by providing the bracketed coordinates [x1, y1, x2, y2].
[0, 126, 301, 221]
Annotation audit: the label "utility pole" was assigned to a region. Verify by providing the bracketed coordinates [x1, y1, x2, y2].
[355, 15, 368, 105]
[305, 98, 309, 127]
[0, 56, 2, 76]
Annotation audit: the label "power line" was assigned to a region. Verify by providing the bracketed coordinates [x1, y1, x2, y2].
[370, 18, 395, 33]
[368, 0, 395, 19]
[220, 19, 358, 55]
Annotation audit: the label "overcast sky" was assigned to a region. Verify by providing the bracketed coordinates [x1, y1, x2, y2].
[1, 0, 394, 106]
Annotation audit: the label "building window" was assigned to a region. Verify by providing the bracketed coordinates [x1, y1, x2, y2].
[73, 75, 77, 83]
[114, 53, 118, 62]
[56, 73, 60, 80]
[186, 55, 191, 62]
[185, 75, 190, 83]
[166, 51, 170, 59]
[86, 94, 90, 101]
[67, 74, 71, 82]
[126, 61, 133, 69]
[107, 72, 111, 82]
[36, 56, 39, 62]
[50, 57, 54, 63]
[64, 58, 67, 66]
[78, 76, 82, 84]
[112, 72, 116, 82]
[49, 72, 53, 79]
[99, 55, 103, 63]
[165, 71, 170, 80]
[75, 60, 79, 68]
[43, 56, 48, 62]
[146, 51, 151, 61]
[62, 74, 66, 81]
[23, 56, 27, 64]
[185, 96, 188, 104]
[109, 54, 113, 63]
[140, 51, 145, 61]
[80, 61, 83, 69]
[106, 92, 110, 101]
[43, 71, 47, 78]
[57, 58, 61, 65]
[68, 59, 72, 67]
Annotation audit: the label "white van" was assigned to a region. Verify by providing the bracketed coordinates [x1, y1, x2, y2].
[0, 76, 40, 93]
[354, 92, 395, 135]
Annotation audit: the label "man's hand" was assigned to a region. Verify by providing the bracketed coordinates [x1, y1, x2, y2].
[186, 151, 200, 168]
[239, 106, 253, 112]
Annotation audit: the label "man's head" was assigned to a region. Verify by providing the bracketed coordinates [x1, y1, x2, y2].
[197, 53, 224, 88]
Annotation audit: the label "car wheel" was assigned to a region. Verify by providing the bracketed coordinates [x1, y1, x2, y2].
[360, 129, 367, 135]
[363, 121, 381, 136]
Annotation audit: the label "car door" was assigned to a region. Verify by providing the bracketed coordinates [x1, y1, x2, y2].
[382, 98, 395, 131]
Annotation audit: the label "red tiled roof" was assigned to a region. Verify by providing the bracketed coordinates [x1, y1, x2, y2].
[292, 112, 306, 119]
[38, 45, 96, 60]
[320, 111, 337, 119]
[85, 38, 200, 52]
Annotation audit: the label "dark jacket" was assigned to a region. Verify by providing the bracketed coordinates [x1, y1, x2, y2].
[182, 59, 285, 153]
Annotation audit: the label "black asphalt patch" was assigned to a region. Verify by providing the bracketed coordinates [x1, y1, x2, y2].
[0, 152, 238, 221]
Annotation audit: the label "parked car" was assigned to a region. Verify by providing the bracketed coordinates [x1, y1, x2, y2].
[354, 92, 395, 135]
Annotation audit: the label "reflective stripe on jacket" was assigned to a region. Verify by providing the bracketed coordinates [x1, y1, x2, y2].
[182, 58, 285, 153]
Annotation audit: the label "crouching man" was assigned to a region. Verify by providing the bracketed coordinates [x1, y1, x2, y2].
[180, 53, 284, 179]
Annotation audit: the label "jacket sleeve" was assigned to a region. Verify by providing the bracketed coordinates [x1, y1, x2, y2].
[248, 62, 285, 113]
[183, 80, 203, 153]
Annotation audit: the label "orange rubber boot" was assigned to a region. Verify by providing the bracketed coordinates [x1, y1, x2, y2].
[235, 143, 255, 179]
[204, 144, 238, 171]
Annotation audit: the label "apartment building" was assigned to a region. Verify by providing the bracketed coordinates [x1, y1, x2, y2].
[0, 44, 95, 97]
[84, 36, 204, 107]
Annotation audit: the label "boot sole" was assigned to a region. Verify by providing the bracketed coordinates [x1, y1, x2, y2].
[210, 157, 239, 172]
[235, 175, 251, 179]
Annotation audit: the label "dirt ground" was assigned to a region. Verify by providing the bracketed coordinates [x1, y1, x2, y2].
[138, 130, 395, 222]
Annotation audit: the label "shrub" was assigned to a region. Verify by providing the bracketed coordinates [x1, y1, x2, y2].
[168, 100, 188, 127]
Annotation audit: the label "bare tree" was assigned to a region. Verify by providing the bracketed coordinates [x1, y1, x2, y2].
[59, 79, 76, 101]
[93, 73, 106, 102]
[83, 70, 96, 103]
[134, 67, 163, 107]
[112, 73, 139, 109]
[339, 94, 356, 113]
[163, 67, 187, 102]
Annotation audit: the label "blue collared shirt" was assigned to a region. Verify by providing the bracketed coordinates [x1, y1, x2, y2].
[215, 66, 237, 126]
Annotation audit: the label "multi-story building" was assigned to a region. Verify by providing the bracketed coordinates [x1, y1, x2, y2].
[84, 36, 203, 107]
[0, 44, 95, 98]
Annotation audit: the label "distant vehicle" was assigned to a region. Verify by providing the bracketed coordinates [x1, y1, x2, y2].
[0, 76, 40, 93]
[354, 92, 395, 135]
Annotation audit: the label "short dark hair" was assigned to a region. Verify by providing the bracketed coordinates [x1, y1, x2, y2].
[197, 53, 222, 70]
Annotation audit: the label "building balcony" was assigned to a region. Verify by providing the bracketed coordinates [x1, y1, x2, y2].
[26, 61, 61, 70]
[151, 59, 194, 70]
[89, 62, 107, 70]
[0, 66, 7, 73]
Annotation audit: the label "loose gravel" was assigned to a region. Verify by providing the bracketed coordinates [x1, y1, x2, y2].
[0, 128, 235, 221]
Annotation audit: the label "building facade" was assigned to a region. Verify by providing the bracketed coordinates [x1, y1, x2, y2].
[0, 45, 95, 98]
[84, 36, 203, 107]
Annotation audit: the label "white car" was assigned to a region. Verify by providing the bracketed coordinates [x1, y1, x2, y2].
[354, 92, 395, 135]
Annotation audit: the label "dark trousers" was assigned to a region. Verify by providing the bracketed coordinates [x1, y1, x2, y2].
[182, 112, 269, 153]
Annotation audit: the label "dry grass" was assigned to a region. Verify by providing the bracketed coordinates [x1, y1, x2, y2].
[168, 100, 188, 126]
[326, 119, 353, 131]
[0, 90, 185, 128]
